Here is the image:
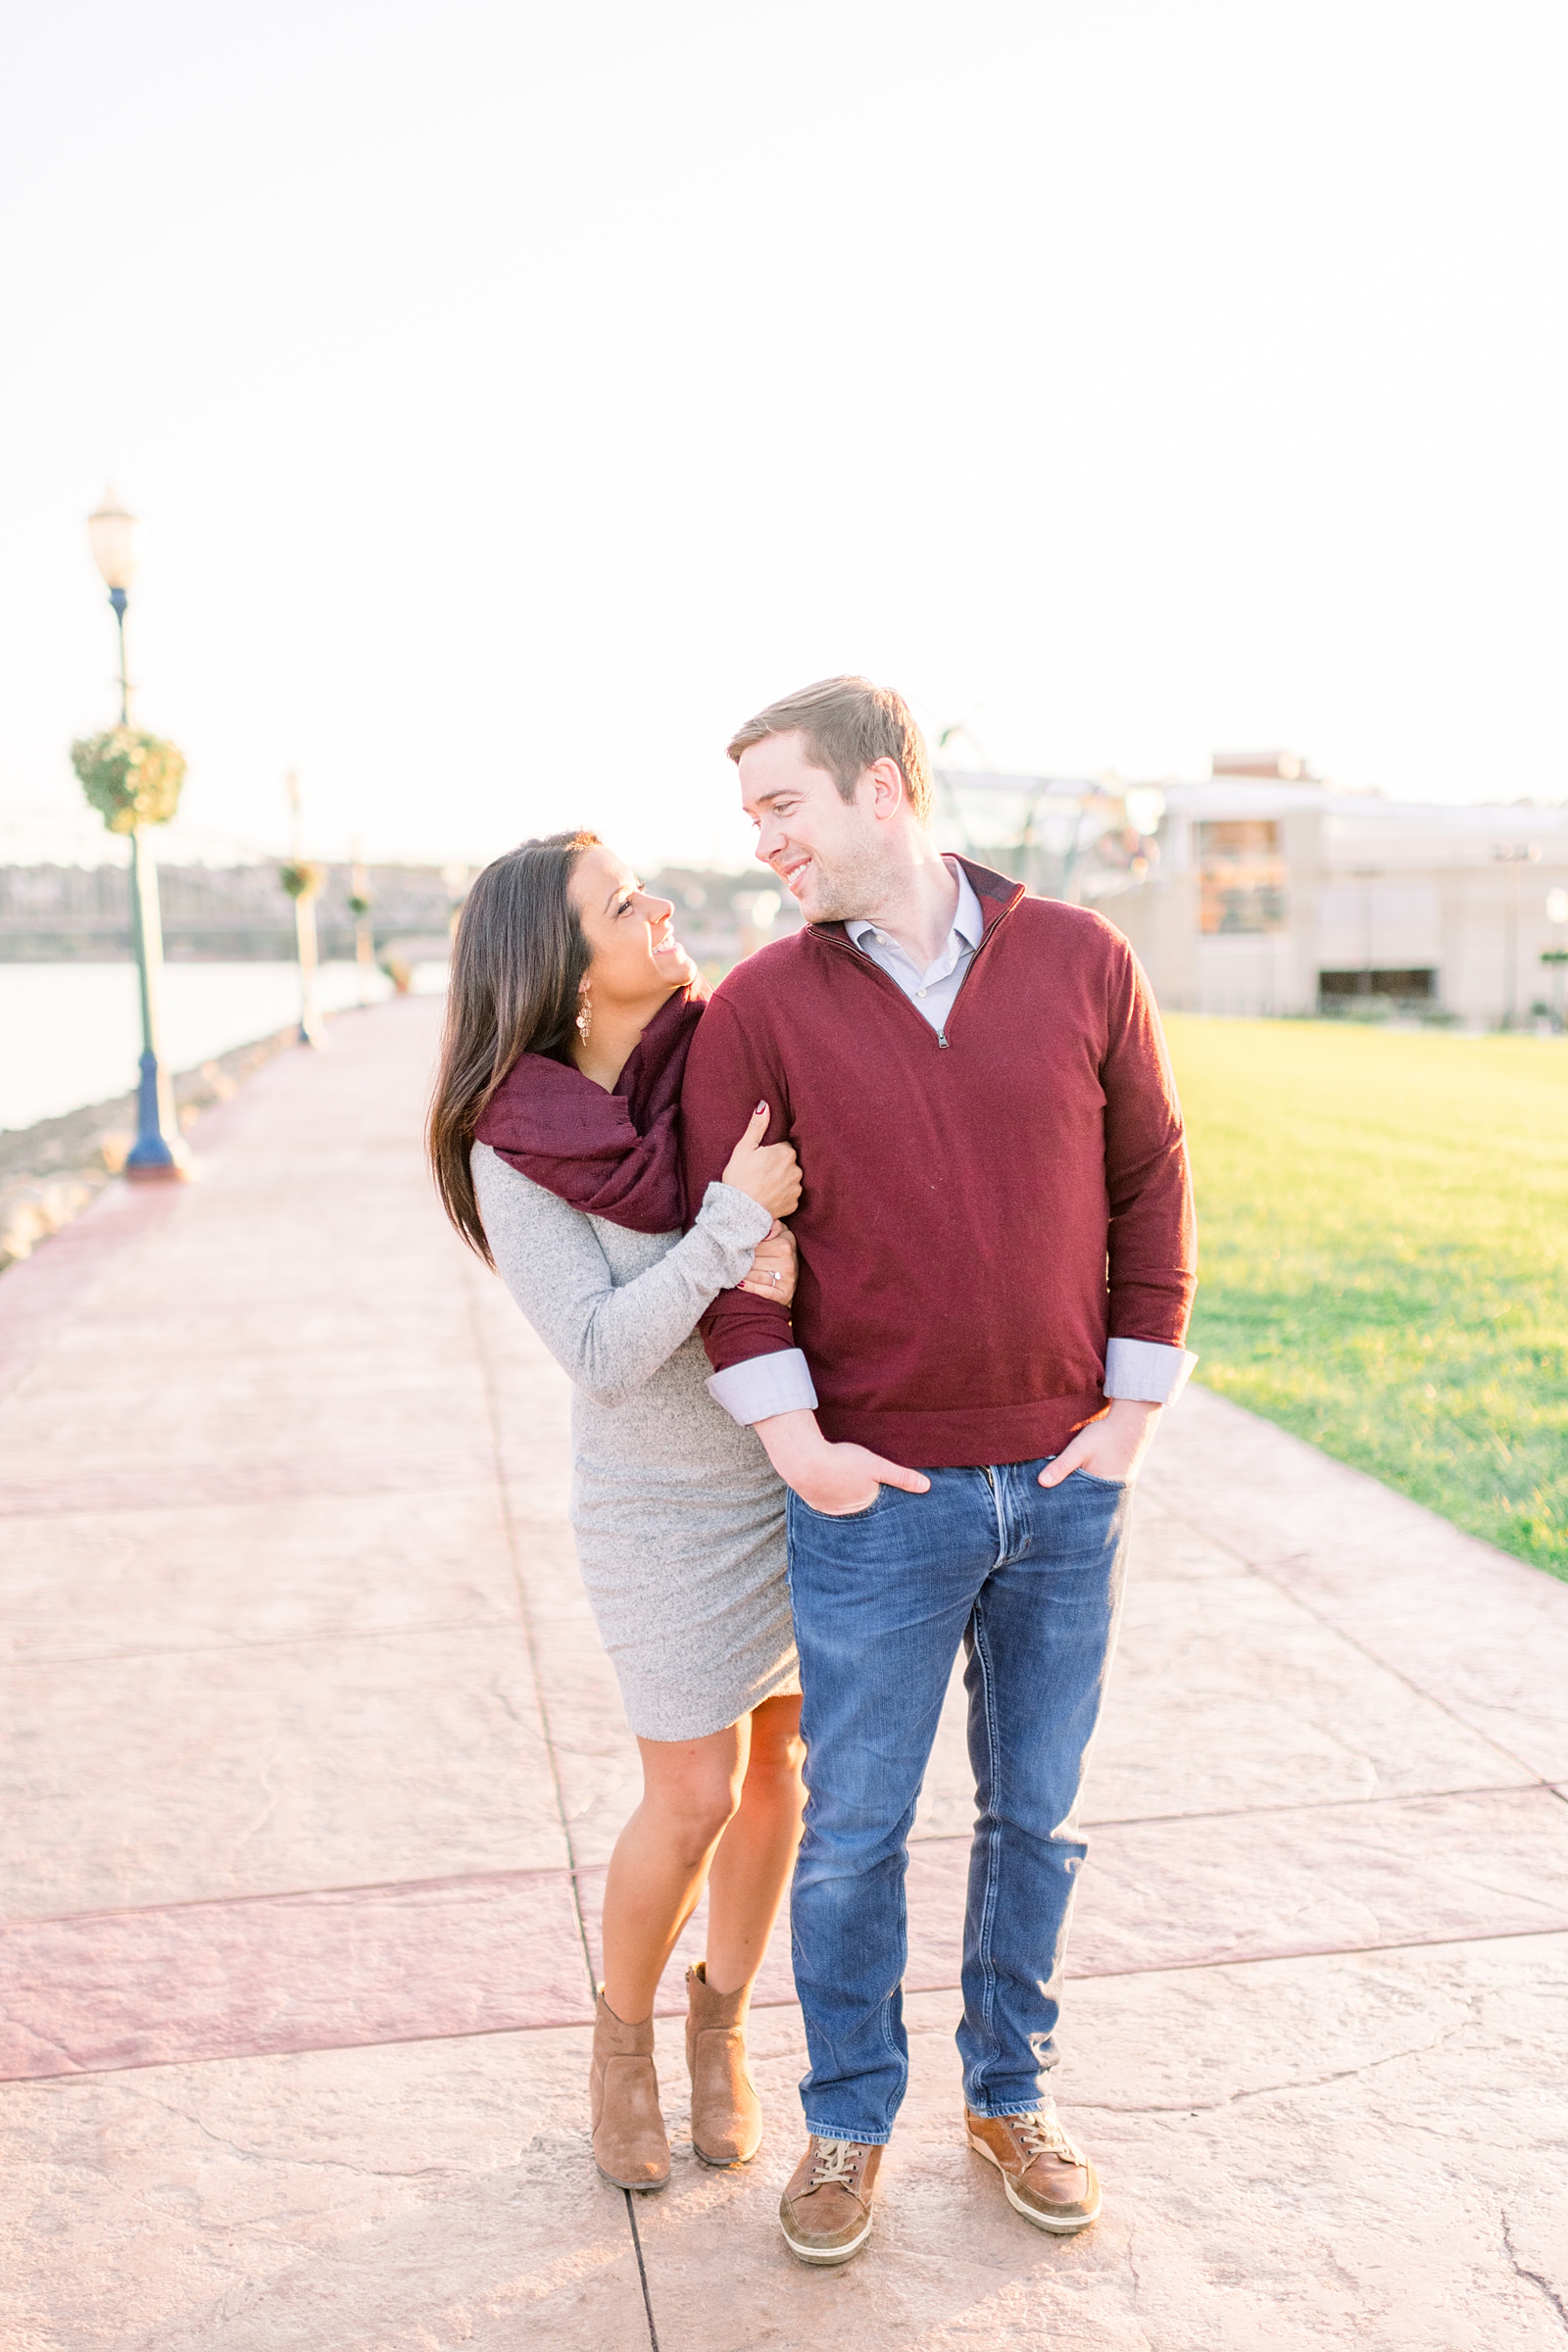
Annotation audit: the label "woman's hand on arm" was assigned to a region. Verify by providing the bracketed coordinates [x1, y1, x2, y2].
[741, 1220, 797, 1305]
[721, 1103, 801, 1221]
[474, 1149, 757, 1406]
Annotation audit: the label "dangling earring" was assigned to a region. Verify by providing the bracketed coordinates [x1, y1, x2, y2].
[575, 990, 592, 1044]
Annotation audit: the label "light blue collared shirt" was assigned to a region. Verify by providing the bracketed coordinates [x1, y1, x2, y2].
[845, 858, 984, 1037]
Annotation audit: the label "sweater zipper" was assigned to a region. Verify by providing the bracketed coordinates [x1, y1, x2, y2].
[934, 906, 1014, 1047]
[813, 887, 1021, 1048]
[817, 929, 953, 1045]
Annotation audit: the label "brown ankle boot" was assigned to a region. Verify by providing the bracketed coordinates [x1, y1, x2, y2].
[590, 1990, 670, 2190]
[685, 1962, 762, 2167]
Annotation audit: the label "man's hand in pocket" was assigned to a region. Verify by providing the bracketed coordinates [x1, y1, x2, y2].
[1038, 1398, 1160, 1488]
[755, 1409, 930, 1516]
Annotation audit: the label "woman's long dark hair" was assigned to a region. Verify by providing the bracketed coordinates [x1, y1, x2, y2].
[427, 830, 600, 1262]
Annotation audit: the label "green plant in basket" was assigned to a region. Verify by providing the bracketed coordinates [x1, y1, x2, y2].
[70, 726, 186, 833]
[279, 859, 327, 901]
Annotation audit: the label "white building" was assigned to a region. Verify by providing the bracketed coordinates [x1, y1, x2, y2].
[938, 756, 1568, 1027]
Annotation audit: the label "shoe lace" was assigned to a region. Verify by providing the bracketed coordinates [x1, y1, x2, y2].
[808, 2137, 866, 2189]
[1011, 2112, 1086, 2168]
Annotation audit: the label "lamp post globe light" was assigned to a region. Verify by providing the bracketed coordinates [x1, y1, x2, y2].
[87, 491, 137, 689]
[71, 489, 189, 1181]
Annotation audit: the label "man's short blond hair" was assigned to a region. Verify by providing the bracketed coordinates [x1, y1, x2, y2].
[726, 676, 933, 826]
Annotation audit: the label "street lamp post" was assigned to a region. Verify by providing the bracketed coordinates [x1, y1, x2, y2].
[1349, 866, 1382, 1001]
[1544, 886, 1568, 1030]
[84, 490, 187, 1181]
[349, 843, 376, 1006]
[280, 772, 326, 1048]
[1494, 843, 1544, 1027]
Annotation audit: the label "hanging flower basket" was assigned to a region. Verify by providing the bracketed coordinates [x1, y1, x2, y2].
[279, 860, 327, 902]
[70, 726, 187, 834]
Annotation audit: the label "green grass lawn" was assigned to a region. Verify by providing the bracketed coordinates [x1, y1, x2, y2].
[1163, 1016, 1568, 1578]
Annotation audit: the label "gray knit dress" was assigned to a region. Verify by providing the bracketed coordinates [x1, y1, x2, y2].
[472, 1142, 799, 1741]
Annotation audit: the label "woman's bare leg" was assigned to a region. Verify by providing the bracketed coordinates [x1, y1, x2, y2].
[598, 1694, 807, 2022]
[704, 1694, 807, 1996]
[600, 1718, 750, 2024]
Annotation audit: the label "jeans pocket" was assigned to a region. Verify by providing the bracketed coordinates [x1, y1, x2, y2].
[789, 1488, 885, 1525]
[1069, 1469, 1130, 1490]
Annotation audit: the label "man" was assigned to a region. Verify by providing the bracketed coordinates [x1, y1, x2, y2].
[680, 677, 1196, 2265]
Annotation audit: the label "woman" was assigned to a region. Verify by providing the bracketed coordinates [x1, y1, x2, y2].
[428, 830, 805, 2194]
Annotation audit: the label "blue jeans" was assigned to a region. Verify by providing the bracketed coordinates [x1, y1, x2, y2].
[785, 1460, 1130, 2145]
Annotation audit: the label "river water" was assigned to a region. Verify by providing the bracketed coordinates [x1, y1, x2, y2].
[1, 961, 448, 1131]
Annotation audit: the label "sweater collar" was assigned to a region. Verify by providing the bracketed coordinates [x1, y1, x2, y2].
[809, 856, 1025, 949]
[954, 857, 1027, 938]
[844, 859, 985, 962]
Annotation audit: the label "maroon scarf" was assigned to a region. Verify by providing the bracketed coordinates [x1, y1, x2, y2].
[474, 982, 708, 1234]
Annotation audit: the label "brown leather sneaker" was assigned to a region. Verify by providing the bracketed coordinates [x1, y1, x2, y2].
[778, 2135, 883, 2265]
[589, 1990, 670, 2191]
[964, 2106, 1102, 2232]
[685, 1962, 762, 2167]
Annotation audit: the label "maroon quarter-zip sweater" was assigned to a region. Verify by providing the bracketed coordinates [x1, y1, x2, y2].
[679, 859, 1197, 1469]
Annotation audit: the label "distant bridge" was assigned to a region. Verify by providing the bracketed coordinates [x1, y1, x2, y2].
[0, 863, 461, 961]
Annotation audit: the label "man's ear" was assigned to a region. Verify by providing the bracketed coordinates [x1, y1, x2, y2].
[863, 758, 906, 820]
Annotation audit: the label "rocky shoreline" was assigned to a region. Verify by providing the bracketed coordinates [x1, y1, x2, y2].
[0, 1027, 299, 1272]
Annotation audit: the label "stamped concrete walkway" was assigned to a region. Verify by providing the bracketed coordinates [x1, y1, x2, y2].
[2, 997, 1566, 2351]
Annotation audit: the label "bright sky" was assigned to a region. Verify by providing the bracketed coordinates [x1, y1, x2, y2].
[2, 3, 1565, 874]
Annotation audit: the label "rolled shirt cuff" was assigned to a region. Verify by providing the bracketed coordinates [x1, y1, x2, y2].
[706, 1348, 819, 1426]
[1103, 1336, 1198, 1405]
